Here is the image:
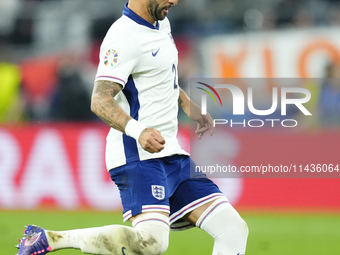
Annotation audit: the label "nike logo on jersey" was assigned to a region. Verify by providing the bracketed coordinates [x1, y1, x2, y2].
[152, 48, 160, 57]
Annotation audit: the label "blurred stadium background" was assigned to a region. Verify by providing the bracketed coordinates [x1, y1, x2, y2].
[1, 0, 340, 254]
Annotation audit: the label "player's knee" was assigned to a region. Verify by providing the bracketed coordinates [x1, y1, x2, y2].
[198, 198, 249, 241]
[132, 213, 170, 255]
[223, 204, 249, 239]
[139, 231, 169, 255]
[234, 214, 249, 239]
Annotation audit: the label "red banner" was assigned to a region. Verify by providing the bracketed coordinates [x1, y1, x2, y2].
[0, 123, 339, 211]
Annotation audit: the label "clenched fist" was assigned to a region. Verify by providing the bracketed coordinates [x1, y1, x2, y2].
[138, 128, 166, 153]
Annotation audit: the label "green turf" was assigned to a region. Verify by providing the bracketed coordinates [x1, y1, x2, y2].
[2, 210, 340, 254]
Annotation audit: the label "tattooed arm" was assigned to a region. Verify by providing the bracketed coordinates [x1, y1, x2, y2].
[91, 80, 130, 133]
[178, 87, 189, 115]
[91, 80, 165, 153]
[178, 86, 215, 139]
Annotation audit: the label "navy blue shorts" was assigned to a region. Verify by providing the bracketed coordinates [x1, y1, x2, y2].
[109, 155, 224, 231]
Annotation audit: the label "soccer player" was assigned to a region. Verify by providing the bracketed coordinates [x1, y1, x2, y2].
[16, 1, 248, 255]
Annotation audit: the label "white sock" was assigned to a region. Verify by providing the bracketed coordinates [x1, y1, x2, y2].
[196, 198, 249, 255]
[45, 213, 169, 255]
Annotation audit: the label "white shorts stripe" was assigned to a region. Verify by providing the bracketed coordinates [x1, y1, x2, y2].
[123, 205, 170, 222]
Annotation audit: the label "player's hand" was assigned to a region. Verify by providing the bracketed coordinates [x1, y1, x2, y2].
[195, 113, 215, 139]
[138, 128, 166, 153]
[189, 103, 215, 139]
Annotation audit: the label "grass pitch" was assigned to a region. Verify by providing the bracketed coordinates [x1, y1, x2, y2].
[2, 210, 340, 254]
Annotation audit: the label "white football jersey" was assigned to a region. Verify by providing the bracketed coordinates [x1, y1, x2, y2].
[95, 3, 189, 170]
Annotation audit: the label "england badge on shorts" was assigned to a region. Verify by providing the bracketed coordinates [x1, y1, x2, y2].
[151, 185, 165, 200]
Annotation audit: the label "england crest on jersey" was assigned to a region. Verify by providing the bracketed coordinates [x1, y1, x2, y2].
[151, 185, 165, 200]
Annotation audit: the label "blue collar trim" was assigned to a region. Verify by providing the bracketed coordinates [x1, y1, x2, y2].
[123, 2, 159, 30]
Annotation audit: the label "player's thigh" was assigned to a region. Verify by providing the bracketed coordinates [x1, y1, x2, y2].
[109, 159, 170, 222]
[169, 177, 223, 223]
[183, 200, 216, 224]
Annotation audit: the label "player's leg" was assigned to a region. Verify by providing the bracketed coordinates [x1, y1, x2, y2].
[17, 160, 171, 255]
[170, 181, 248, 255]
[17, 212, 169, 255]
[184, 198, 248, 255]
[169, 156, 248, 255]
